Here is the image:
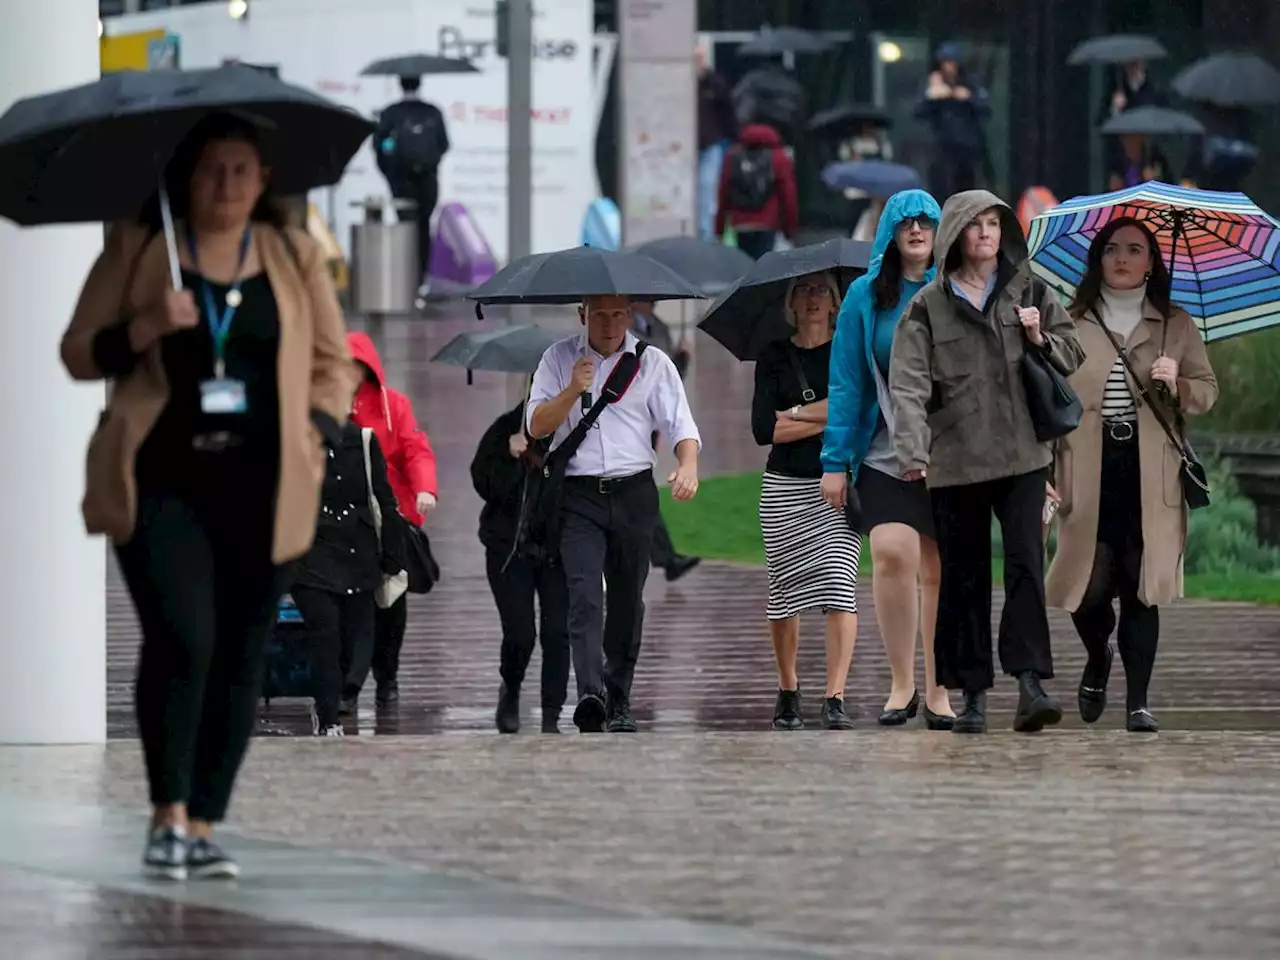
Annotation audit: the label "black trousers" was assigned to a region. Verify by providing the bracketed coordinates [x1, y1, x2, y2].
[396, 177, 440, 283]
[650, 514, 678, 569]
[485, 548, 570, 711]
[117, 488, 286, 822]
[292, 586, 376, 728]
[368, 593, 407, 690]
[736, 229, 777, 260]
[559, 474, 659, 700]
[932, 468, 1054, 692]
[1071, 432, 1159, 711]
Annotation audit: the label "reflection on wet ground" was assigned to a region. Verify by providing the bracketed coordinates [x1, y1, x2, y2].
[105, 309, 1280, 738]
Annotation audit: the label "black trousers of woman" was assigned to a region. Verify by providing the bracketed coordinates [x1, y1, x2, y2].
[1070, 431, 1159, 712]
[368, 594, 407, 695]
[485, 548, 571, 712]
[116, 479, 287, 823]
[931, 468, 1054, 692]
[292, 586, 376, 728]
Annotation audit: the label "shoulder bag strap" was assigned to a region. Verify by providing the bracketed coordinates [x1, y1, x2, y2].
[783, 341, 816, 402]
[1096, 319, 1187, 454]
[360, 428, 384, 544]
[550, 341, 650, 466]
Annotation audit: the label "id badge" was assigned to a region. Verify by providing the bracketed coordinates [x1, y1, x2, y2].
[199, 378, 248, 415]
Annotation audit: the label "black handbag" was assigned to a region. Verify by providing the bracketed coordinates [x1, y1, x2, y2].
[783, 343, 863, 532]
[401, 519, 441, 593]
[1019, 282, 1084, 442]
[1097, 319, 1210, 510]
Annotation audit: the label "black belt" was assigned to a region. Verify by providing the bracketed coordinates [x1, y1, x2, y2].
[1103, 419, 1136, 443]
[564, 469, 653, 495]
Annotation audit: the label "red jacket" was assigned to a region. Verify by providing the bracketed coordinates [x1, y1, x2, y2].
[346, 333, 438, 526]
[714, 123, 799, 239]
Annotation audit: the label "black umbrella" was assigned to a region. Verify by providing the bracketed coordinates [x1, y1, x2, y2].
[1100, 106, 1204, 136]
[0, 64, 373, 226]
[738, 27, 832, 58]
[698, 239, 872, 361]
[467, 247, 704, 312]
[1067, 35, 1168, 66]
[808, 103, 892, 135]
[630, 236, 755, 295]
[360, 54, 479, 77]
[431, 325, 558, 384]
[732, 68, 807, 135]
[1173, 52, 1280, 107]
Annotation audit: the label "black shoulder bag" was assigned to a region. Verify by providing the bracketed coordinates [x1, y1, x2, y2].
[515, 342, 649, 565]
[1019, 281, 1084, 442]
[783, 343, 863, 532]
[1096, 319, 1210, 510]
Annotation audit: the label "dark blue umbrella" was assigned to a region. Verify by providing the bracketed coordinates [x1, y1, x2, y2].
[821, 160, 923, 198]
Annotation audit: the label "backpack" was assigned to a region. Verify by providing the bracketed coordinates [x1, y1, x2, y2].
[383, 108, 445, 177]
[726, 145, 776, 212]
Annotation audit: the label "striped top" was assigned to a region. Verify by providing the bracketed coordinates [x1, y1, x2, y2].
[1098, 283, 1145, 424]
[1101, 356, 1137, 422]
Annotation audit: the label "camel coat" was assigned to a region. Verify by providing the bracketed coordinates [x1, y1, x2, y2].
[1046, 302, 1217, 611]
[60, 221, 358, 565]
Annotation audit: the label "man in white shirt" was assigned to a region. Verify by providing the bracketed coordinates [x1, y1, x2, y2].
[528, 295, 701, 733]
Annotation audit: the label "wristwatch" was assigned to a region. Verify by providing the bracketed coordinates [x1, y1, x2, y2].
[790, 405, 801, 418]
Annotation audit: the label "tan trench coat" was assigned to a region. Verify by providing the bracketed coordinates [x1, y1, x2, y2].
[1046, 302, 1217, 611]
[60, 221, 358, 565]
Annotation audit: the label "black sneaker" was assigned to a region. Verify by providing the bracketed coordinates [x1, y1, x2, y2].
[820, 696, 855, 730]
[772, 689, 804, 730]
[573, 693, 607, 733]
[186, 837, 240, 880]
[541, 708, 562, 734]
[495, 683, 520, 734]
[375, 679, 400, 708]
[606, 692, 638, 733]
[953, 690, 988, 734]
[1126, 707, 1159, 733]
[1014, 672, 1064, 733]
[1078, 646, 1113, 724]
[143, 825, 188, 881]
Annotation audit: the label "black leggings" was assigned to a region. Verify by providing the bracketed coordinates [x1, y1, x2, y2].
[370, 594, 407, 689]
[117, 489, 286, 823]
[292, 586, 375, 728]
[1071, 433, 1159, 711]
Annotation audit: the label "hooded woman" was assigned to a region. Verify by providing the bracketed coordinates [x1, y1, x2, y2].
[820, 189, 954, 729]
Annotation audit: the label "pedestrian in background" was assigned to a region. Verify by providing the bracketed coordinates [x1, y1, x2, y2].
[697, 40, 737, 242]
[715, 122, 798, 259]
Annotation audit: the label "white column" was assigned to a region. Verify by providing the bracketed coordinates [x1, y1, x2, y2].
[0, 0, 106, 744]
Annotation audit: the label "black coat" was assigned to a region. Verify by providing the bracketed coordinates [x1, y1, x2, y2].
[294, 422, 405, 594]
[471, 403, 546, 555]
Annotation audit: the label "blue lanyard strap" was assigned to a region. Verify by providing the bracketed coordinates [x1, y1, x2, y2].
[186, 224, 252, 367]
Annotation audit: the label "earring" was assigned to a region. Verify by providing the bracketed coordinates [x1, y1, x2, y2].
[1144, 271, 1151, 281]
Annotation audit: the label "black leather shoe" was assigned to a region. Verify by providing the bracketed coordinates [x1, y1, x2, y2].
[665, 556, 702, 582]
[772, 689, 804, 730]
[1078, 646, 1113, 724]
[541, 708, 561, 734]
[605, 692, 638, 733]
[1014, 672, 1064, 733]
[573, 694, 607, 733]
[495, 683, 520, 734]
[1126, 707, 1159, 733]
[952, 691, 987, 734]
[878, 689, 920, 726]
[923, 705, 955, 731]
[821, 696, 856, 730]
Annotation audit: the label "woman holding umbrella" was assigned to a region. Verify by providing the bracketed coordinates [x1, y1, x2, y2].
[820, 189, 955, 729]
[60, 113, 357, 879]
[1046, 218, 1217, 732]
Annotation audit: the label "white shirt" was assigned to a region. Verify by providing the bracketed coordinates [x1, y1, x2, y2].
[527, 331, 701, 478]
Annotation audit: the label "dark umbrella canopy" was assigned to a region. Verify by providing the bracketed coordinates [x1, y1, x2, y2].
[821, 160, 923, 197]
[1100, 106, 1204, 136]
[732, 68, 806, 134]
[0, 65, 372, 225]
[808, 103, 892, 135]
[698, 239, 872, 361]
[467, 247, 704, 309]
[1067, 35, 1168, 66]
[1173, 52, 1280, 107]
[431, 325, 558, 379]
[361, 54, 479, 77]
[630, 236, 755, 295]
[738, 27, 832, 57]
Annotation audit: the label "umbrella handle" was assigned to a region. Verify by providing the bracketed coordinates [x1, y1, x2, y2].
[157, 179, 184, 292]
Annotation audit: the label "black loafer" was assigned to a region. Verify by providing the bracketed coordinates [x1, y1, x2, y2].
[1078, 646, 1113, 724]
[1126, 707, 1159, 733]
[878, 689, 920, 726]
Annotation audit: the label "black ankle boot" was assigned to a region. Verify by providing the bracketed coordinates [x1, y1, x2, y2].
[952, 690, 987, 734]
[495, 683, 520, 734]
[1014, 672, 1063, 733]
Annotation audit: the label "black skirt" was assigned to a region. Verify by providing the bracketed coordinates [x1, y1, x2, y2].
[855, 466, 936, 539]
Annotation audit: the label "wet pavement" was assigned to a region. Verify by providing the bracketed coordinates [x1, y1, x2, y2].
[13, 310, 1278, 956]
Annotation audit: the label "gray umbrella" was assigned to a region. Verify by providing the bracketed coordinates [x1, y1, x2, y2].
[361, 54, 479, 77]
[1067, 35, 1168, 66]
[431, 325, 559, 384]
[1100, 106, 1204, 136]
[630, 237, 756, 295]
[468, 247, 703, 310]
[1173, 52, 1280, 107]
[738, 27, 832, 58]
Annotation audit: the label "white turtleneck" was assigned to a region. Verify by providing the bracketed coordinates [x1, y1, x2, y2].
[1097, 282, 1146, 422]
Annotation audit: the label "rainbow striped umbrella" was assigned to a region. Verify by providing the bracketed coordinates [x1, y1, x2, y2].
[1027, 181, 1280, 341]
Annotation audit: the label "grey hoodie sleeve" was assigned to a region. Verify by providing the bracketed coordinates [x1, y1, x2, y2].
[1036, 293, 1085, 377]
[889, 299, 935, 474]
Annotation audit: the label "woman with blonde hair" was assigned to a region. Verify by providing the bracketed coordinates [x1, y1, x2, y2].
[751, 270, 862, 730]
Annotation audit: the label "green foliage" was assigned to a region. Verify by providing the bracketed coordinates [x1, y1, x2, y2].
[1198, 328, 1280, 433]
[1185, 457, 1280, 576]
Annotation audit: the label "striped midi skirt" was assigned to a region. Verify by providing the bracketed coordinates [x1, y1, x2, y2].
[759, 472, 861, 620]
